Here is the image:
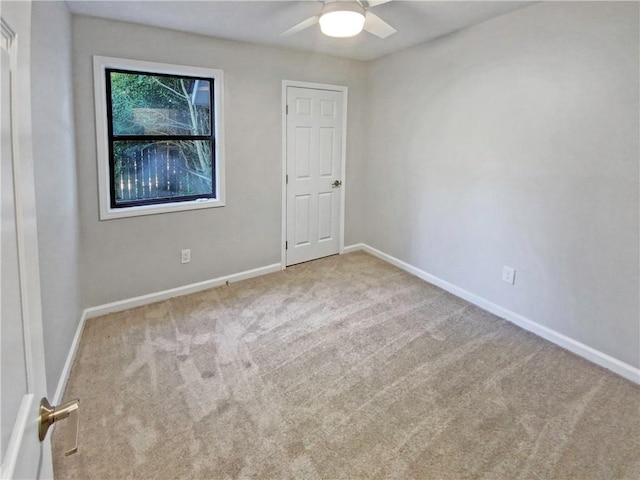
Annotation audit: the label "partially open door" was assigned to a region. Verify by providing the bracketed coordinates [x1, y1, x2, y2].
[1, 9, 52, 479]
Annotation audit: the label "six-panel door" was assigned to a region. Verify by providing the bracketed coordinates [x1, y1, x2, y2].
[286, 86, 344, 266]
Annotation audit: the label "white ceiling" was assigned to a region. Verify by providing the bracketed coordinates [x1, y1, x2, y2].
[65, 0, 533, 61]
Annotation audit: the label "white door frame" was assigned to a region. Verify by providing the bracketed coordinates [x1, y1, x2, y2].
[281, 80, 348, 269]
[1, 5, 52, 478]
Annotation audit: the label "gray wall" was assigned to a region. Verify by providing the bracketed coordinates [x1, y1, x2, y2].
[72, 16, 367, 308]
[364, 1, 639, 368]
[70, 3, 638, 372]
[31, 1, 82, 395]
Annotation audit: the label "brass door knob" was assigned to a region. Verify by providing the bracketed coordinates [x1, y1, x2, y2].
[332, 180, 342, 188]
[39, 397, 80, 456]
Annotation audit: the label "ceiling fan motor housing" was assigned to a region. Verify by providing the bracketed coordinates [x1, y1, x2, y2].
[321, 1, 366, 17]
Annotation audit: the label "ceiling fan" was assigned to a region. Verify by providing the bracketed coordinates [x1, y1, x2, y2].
[281, 0, 396, 39]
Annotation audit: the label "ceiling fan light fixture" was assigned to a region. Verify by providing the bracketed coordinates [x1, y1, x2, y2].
[319, 2, 366, 38]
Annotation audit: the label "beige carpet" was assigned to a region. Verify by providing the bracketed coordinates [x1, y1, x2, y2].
[53, 252, 640, 479]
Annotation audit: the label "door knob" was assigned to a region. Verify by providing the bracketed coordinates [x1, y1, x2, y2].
[39, 397, 80, 456]
[332, 180, 342, 188]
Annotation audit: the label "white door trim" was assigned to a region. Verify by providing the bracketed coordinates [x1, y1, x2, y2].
[281, 80, 348, 269]
[0, 395, 33, 479]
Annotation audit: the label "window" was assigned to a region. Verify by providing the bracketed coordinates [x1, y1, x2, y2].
[94, 57, 225, 219]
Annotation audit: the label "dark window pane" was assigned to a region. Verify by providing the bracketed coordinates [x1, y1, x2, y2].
[112, 140, 213, 205]
[109, 71, 212, 136]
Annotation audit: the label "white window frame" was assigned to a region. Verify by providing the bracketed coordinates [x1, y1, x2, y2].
[93, 56, 225, 220]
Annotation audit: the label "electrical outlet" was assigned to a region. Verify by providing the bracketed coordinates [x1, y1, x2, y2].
[502, 266, 515, 285]
[181, 249, 191, 264]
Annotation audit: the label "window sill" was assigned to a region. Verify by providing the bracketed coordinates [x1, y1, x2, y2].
[99, 198, 225, 220]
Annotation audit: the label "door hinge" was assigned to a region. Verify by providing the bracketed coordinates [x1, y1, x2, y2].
[286, 105, 289, 115]
[286, 174, 288, 184]
[286, 241, 288, 250]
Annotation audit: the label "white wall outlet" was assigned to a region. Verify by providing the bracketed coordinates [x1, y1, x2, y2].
[502, 266, 515, 285]
[181, 249, 191, 264]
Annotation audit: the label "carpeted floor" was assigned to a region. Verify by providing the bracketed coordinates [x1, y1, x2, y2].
[53, 252, 640, 479]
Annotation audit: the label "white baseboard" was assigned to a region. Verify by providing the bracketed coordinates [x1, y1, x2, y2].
[52, 310, 87, 405]
[347, 243, 640, 385]
[83, 262, 282, 320]
[54, 262, 282, 403]
[343, 243, 365, 254]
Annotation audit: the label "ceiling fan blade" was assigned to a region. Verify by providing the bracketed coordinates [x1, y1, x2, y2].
[366, 0, 392, 8]
[363, 11, 396, 39]
[281, 15, 319, 36]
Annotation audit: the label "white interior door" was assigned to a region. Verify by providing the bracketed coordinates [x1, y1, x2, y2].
[1, 15, 52, 480]
[285, 85, 345, 266]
